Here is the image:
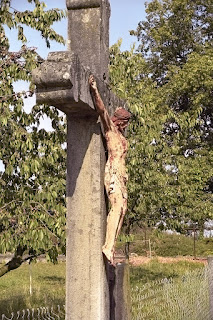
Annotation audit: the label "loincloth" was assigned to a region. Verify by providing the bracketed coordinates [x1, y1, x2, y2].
[105, 165, 128, 200]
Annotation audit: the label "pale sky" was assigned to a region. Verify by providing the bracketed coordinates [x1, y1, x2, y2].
[8, 0, 146, 53]
[0, 0, 146, 171]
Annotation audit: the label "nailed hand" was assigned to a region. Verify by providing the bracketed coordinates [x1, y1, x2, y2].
[89, 75, 97, 91]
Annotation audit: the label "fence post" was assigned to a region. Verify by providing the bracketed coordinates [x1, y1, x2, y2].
[109, 261, 131, 320]
[208, 256, 213, 320]
[28, 261, 32, 296]
[148, 239, 152, 258]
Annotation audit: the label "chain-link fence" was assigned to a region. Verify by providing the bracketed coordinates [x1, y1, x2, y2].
[1, 265, 212, 320]
[131, 266, 210, 320]
[1, 305, 65, 320]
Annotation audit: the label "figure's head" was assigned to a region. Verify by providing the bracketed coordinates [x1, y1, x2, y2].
[111, 107, 131, 133]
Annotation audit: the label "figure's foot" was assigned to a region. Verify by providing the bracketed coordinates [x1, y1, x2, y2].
[102, 246, 115, 266]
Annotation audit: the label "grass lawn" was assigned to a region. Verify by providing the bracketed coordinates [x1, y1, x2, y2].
[0, 262, 65, 315]
[130, 259, 209, 320]
[130, 258, 205, 287]
[0, 257, 207, 317]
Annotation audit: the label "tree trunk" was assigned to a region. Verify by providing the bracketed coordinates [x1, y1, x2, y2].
[0, 246, 25, 278]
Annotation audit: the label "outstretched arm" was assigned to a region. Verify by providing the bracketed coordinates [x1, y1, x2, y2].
[89, 75, 112, 132]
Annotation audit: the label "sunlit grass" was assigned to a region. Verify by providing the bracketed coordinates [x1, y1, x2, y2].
[130, 258, 205, 286]
[0, 258, 209, 319]
[0, 262, 65, 315]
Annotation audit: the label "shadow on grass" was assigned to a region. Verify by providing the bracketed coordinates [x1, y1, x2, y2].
[0, 295, 30, 316]
[40, 275, 65, 284]
[130, 266, 179, 284]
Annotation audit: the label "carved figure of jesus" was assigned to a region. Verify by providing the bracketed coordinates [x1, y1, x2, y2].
[89, 75, 131, 264]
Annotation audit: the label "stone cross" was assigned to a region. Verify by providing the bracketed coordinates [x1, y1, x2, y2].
[32, 1, 127, 319]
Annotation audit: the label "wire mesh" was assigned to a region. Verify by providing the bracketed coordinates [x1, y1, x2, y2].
[1, 305, 65, 320]
[1, 266, 212, 320]
[131, 266, 211, 320]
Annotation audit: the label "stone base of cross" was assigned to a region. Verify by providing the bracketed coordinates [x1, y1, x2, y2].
[32, 1, 131, 319]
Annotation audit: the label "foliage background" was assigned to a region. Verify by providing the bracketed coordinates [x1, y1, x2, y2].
[0, 0, 67, 273]
[0, 0, 212, 275]
[109, 0, 213, 232]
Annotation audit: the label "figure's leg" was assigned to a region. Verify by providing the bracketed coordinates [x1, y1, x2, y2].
[115, 198, 127, 241]
[102, 192, 124, 264]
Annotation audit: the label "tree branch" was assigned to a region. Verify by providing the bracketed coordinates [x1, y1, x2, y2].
[0, 246, 39, 278]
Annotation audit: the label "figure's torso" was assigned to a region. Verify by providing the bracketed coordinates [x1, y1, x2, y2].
[105, 124, 128, 187]
[105, 125, 128, 160]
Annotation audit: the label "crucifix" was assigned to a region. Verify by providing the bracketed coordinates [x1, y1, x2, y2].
[32, 1, 130, 319]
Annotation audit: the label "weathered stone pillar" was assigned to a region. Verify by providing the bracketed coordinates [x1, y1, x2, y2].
[32, 49, 124, 320]
[66, 117, 108, 320]
[65, 1, 110, 320]
[66, 0, 110, 81]
[109, 261, 132, 320]
[32, 1, 129, 319]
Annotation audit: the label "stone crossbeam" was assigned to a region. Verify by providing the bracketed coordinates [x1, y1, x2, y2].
[32, 52, 124, 117]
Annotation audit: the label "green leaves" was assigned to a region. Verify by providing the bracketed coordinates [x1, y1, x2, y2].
[0, 0, 67, 266]
[18, 26, 27, 43]
[110, 0, 212, 233]
[132, 0, 212, 84]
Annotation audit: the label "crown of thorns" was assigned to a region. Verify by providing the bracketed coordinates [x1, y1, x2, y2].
[111, 107, 131, 122]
